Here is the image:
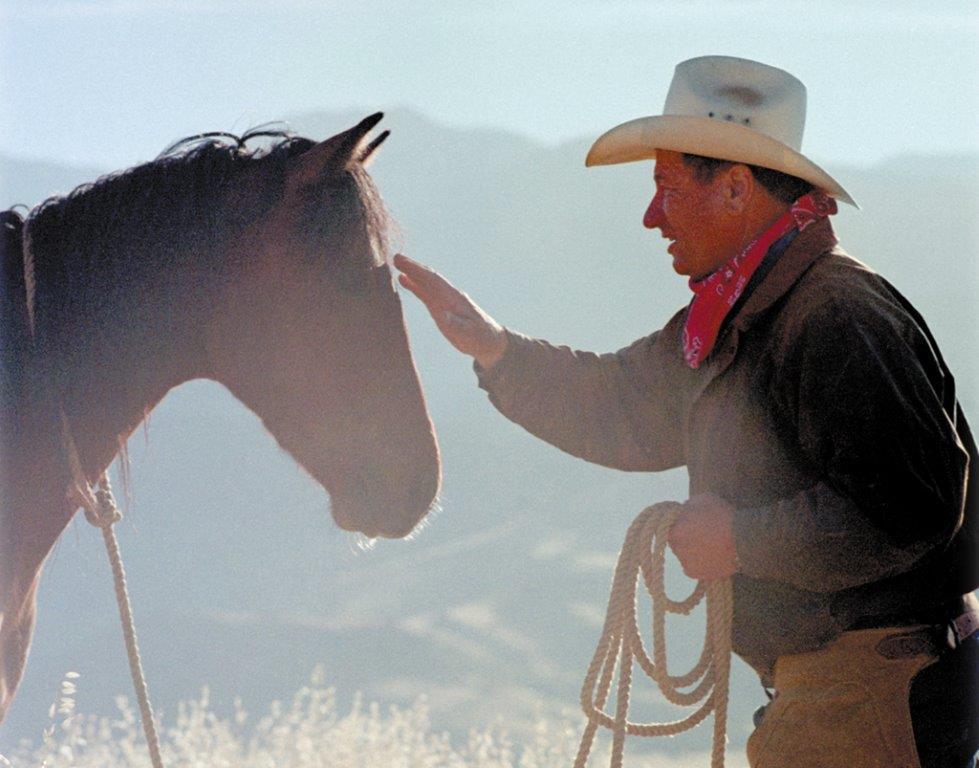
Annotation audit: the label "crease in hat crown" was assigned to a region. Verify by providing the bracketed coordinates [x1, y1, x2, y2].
[586, 55, 856, 207]
[666, 56, 806, 150]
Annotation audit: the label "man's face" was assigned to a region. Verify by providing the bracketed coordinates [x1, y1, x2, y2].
[643, 150, 737, 280]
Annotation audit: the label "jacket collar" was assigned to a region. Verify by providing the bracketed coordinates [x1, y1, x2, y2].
[731, 216, 839, 331]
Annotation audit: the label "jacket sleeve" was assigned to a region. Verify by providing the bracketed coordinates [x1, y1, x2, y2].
[732, 295, 969, 593]
[475, 320, 693, 472]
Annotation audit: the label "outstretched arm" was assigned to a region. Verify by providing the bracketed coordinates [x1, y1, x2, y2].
[393, 253, 692, 472]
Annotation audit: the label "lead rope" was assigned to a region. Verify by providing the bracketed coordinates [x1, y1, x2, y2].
[62, 415, 166, 768]
[574, 501, 734, 768]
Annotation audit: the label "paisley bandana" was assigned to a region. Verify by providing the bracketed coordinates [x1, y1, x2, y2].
[682, 191, 837, 368]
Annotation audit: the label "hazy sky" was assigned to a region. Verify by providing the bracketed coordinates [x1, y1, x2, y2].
[1, 0, 977, 171]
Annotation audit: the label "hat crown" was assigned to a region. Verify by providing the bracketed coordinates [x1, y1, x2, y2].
[663, 56, 807, 152]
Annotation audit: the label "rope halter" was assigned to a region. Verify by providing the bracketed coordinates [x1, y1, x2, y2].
[84, 480, 124, 528]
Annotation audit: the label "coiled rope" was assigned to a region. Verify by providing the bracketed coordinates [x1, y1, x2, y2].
[574, 501, 733, 768]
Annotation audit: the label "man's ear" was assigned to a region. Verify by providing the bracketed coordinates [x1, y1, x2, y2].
[287, 112, 385, 191]
[725, 164, 754, 214]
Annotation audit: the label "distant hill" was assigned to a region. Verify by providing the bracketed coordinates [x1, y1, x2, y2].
[1, 110, 976, 760]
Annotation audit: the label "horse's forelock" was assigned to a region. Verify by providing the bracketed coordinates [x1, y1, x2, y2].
[348, 163, 392, 267]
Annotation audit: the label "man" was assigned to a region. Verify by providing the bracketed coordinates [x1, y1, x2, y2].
[394, 56, 978, 767]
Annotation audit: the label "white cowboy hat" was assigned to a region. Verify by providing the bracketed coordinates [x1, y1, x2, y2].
[586, 55, 856, 207]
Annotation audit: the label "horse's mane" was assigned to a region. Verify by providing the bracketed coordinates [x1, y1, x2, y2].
[28, 128, 310, 277]
[11, 126, 390, 350]
[1, 210, 30, 396]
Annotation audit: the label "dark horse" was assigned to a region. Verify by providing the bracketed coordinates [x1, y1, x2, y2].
[0, 114, 441, 722]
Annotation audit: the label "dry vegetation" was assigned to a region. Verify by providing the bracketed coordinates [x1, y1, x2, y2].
[0, 668, 585, 768]
[0, 669, 740, 768]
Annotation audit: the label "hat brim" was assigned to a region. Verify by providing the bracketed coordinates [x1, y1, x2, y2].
[586, 114, 857, 208]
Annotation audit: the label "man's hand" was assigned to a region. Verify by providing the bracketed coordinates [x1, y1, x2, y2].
[667, 493, 740, 581]
[393, 253, 508, 370]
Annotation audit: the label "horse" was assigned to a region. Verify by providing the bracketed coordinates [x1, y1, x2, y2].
[0, 113, 442, 723]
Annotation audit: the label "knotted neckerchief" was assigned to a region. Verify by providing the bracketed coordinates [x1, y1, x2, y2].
[682, 191, 837, 369]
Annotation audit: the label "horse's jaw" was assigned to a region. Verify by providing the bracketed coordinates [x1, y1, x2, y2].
[318, 454, 441, 541]
[327, 490, 438, 541]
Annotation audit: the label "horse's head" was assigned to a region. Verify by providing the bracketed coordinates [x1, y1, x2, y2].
[204, 115, 441, 539]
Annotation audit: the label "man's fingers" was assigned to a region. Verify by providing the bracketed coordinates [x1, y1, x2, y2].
[398, 271, 445, 311]
[397, 271, 415, 291]
[394, 252, 440, 285]
[397, 272, 431, 306]
[667, 518, 687, 547]
[394, 252, 460, 297]
[392, 252, 417, 272]
[399, 272, 472, 331]
[394, 252, 505, 363]
[397, 272, 426, 299]
[398, 266, 477, 320]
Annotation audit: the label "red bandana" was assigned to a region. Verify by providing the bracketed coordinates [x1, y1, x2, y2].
[682, 191, 837, 368]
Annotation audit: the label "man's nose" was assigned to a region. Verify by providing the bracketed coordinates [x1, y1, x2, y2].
[643, 194, 665, 230]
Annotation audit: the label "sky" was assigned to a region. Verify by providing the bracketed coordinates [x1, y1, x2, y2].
[1, 0, 977, 173]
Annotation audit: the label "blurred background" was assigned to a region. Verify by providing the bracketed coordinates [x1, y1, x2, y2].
[1, 1, 977, 763]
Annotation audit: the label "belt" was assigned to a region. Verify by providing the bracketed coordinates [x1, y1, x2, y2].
[849, 592, 977, 628]
[874, 593, 979, 660]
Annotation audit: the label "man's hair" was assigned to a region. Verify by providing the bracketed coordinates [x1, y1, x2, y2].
[681, 153, 814, 205]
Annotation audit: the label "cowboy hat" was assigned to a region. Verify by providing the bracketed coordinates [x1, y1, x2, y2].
[586, 55, 856, 207]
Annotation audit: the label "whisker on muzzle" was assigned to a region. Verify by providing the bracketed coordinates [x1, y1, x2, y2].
[403, 494, 443, 542]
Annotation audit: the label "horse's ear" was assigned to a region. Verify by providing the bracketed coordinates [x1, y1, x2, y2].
[358, 129, 390, 167]
[288, 113, 385, 189]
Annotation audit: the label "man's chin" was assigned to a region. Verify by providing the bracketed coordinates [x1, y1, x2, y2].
[671, 254, 715, 281]
[669, 244, 691, 275]
[670, 256, 692, 277]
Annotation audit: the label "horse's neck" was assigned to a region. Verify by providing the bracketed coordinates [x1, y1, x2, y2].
[2, 217, 73, 522]
[31, 246, 209, 483]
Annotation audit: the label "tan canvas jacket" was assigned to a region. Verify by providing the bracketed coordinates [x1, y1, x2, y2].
[476, 218, 976, 681]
